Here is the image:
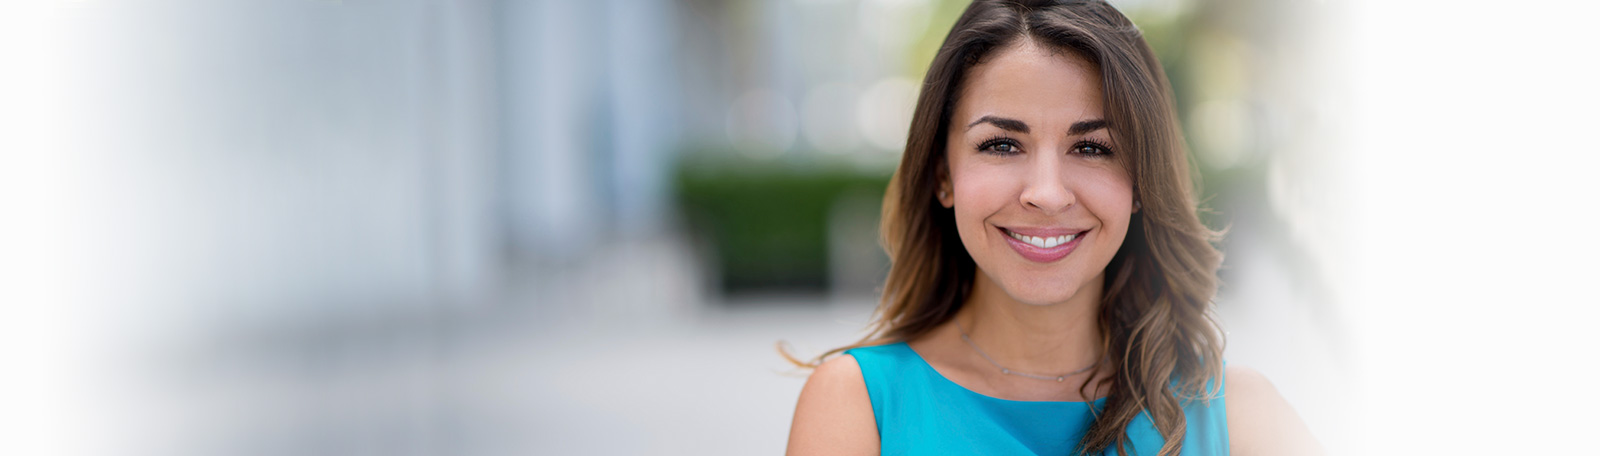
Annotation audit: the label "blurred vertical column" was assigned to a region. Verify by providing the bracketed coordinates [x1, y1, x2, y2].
[430, 0, 504, 309]
[498, 0, 603, 261]
[497, 0, 694, 319]
[498, 0, 684, 255]
[604, 0, 682, 237]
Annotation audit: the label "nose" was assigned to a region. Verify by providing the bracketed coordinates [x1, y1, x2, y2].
[1019, 155, 1075, 214]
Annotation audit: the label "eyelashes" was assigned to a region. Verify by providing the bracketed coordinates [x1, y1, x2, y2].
[976, 135, 1023, 155]
[1073, 138, 1114, 157]
[975, 135, 1115, 157]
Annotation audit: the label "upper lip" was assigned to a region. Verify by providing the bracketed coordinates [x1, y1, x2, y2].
[999, 226, 1090, 237]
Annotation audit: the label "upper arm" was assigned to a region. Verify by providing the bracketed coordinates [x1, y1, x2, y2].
[1225, 365, 1324, 456]
[785, 354, 880, 456]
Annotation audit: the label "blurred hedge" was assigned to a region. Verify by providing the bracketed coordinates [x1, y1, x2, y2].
[674, 152, 891, 296]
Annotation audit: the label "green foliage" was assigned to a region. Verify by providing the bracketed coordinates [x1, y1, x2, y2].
[674, 152, 891, 295]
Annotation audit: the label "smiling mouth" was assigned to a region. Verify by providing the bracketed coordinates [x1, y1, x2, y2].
[997, 226, 1089, 263]
[999, 228, 1086, 249]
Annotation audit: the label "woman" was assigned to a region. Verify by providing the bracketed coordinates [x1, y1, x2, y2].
[784, 1, 1320, 455]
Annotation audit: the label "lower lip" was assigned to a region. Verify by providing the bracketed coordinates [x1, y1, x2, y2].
[1000, 227, 1086, 263]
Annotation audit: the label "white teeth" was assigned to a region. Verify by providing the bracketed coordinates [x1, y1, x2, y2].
[1007, 230, 1080, 249]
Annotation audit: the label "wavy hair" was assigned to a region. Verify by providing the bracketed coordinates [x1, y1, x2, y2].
[782, 1, 1225, 454]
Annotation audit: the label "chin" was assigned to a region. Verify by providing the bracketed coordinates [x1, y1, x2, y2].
[998, 278, 1086, 307]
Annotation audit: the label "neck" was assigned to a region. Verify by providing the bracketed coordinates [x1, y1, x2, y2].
[954, 269, 1106, 375]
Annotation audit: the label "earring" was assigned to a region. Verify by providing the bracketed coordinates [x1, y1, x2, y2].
[939, 190, 948, 199]
[1134, 200, 1142, 210]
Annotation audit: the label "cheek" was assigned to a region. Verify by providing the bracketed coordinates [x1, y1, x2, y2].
[1090, 178, 1135, 213]
[1084, 175, 1136, 240]
[948, 163, 1020, 222]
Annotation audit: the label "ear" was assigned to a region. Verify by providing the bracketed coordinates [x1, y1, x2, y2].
[936, 159, 954, 208]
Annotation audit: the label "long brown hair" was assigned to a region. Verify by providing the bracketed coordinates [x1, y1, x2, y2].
[782, 1, 1224, 454]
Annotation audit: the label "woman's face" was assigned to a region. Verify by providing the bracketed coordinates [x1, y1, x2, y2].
[939, 40, 1136, 306]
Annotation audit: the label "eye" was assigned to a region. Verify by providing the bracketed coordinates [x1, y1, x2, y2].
[1072, 139, 1114, 157]
[977, 137, 1022, 156]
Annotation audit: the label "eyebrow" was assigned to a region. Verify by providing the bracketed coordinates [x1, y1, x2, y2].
[1068, 119, 1108, 136]
[967, 115, 1030, 133]
[966, 115, 1109, 136]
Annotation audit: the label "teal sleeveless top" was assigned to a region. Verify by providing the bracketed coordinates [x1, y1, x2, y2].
[844, 342, 1228, 455]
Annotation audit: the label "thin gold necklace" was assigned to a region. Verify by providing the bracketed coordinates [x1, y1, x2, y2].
[954, 318, 1105, 383]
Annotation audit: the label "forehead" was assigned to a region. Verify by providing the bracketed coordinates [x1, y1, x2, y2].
[953, 40, 1104, 128]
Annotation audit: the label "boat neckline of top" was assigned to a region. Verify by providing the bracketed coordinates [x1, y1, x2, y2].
[889, 340, 1111, 405]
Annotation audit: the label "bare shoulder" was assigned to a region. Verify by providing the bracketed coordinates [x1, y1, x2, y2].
[1224, 365, 1324, 456]
[785, 354, 879, 456]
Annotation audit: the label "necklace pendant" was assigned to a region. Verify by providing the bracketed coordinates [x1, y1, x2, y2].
[1056, 376, 1065, 382]
[1001, 368, 1011, 374]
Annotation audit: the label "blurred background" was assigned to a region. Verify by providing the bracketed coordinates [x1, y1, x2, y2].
[3, 0, 1596, 455]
